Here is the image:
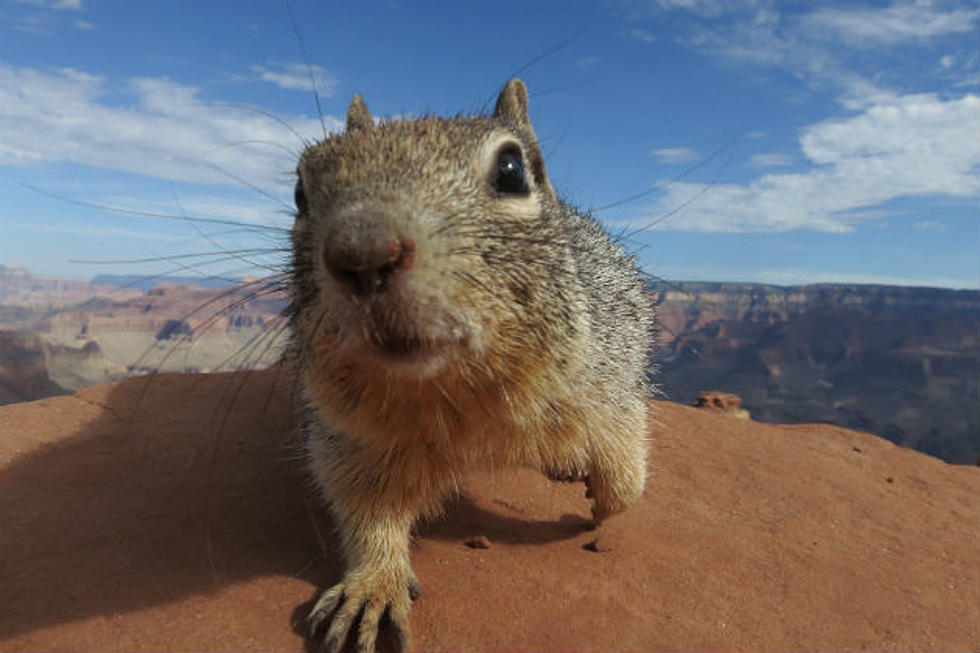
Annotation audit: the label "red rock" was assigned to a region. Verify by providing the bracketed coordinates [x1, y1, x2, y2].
[694, 390, 751, 419]
[464, 535, 491, 549]
[0, 369, 976, 652]
[582, 536, 613, 553]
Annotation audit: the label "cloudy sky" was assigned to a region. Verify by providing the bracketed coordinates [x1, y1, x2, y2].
[0, 0, 977, 288]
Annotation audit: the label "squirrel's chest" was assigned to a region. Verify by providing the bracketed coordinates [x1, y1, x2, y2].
[302, 360, 588, 467]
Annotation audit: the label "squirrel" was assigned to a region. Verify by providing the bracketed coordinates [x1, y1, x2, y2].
[289, 79, 655, 652]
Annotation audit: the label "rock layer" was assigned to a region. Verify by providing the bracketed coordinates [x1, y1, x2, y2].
[656, 281, 980, 463]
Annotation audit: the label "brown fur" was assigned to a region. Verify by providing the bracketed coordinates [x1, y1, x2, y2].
[291, 79, 654, 652]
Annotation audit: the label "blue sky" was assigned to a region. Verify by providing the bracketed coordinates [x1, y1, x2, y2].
[0, 0, 977, 288]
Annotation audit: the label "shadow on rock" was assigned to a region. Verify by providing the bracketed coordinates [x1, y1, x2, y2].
[0, 369, 339, 638]
[0, 368, 597, 642]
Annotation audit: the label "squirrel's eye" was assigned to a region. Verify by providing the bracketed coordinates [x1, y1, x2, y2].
[492, 147, 529, 195]
[294, 179, 308, 214]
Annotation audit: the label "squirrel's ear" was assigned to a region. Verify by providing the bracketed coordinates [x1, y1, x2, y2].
[493, 79, 530, 127]
[346, 94, 373, 132]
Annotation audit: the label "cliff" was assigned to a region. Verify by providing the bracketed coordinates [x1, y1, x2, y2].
[0, 264, 142, 310]
[0, 369, 976, 651]
[0, 330, 125, 405]
[0, 331, 66, 404]
[656, 282, 980, 463]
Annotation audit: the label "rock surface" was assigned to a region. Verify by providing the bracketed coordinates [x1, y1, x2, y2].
[0, 369, 977, 652]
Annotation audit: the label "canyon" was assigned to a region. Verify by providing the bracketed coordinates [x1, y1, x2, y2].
[1, 265, 977, 463]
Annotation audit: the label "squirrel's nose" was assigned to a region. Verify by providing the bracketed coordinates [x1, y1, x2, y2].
[323, 236, 416, 296]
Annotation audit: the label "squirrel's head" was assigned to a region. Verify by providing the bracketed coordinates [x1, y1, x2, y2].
[292, 79, 574, 380]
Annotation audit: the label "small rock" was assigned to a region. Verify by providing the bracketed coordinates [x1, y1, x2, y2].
[464, 535, 491, 549]
[583, 536, 613, 553]
[694, 391, 750, 419]
[886, 476, 894, 484]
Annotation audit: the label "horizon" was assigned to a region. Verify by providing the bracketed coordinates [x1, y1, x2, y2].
[4, 261, 978, 294]
[0, 1, 978, 290]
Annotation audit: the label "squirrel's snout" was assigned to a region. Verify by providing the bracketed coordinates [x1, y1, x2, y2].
[324, 235, 416, 297]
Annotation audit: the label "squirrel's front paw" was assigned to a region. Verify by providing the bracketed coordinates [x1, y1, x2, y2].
[307, 568, 411, 653]
[588, 465, 645, 525]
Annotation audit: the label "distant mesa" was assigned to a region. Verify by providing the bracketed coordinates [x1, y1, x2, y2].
[0, 264, 30, 279]
[146, 284, 197, 297]
[90, 274, 241, 291]
[155, 319, 194, 340]
[2, 266, 287, 382]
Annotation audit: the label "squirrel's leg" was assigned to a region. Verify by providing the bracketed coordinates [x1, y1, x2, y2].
[587, 407, 649, 524]
[306, 426, 448, 653]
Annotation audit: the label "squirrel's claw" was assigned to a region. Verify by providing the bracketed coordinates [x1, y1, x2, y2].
[307, 574, 410, 653]
[544, 466, 589, 483]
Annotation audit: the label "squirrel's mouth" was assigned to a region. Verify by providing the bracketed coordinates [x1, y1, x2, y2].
[369, 328, 428, 357]
[361, 317, 456, 374]
[345, 296, 466, 376]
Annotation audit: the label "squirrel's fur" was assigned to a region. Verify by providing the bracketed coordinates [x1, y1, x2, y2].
[289, 79, 655, 652]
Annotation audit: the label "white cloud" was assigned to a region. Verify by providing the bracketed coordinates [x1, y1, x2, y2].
[629, 28, 655, 42]
[679, 2, 976, 111]
[746, 268, 978, 289]
[644, 262, 978, 289]
[10, 221, 185, 242]
[652, 147, 701, 163]
[0, 142, 45, 163]
[141, 195, 281, 225]
[802, 1, 977, 47]
[250, 62, 338, 96]
[0, 64, 340, 192]
[14, 0, 83, 9]
[88, 192, 281, 223]
[74, 18, 93, 29]
[9, 0, 86, 34]
[684, 8, 859, 94]
[940, 54, 955, 69]
[632, 0, 759, 17]
[629, 92, 979, 233]
[915, 220, 946, 232]
[747, 152, 792, 167]
[14, 13, 51, 33]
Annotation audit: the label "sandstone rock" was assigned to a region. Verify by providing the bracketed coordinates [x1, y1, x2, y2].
[0, 369, 976, 651]
[464, 535, 492, 550]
